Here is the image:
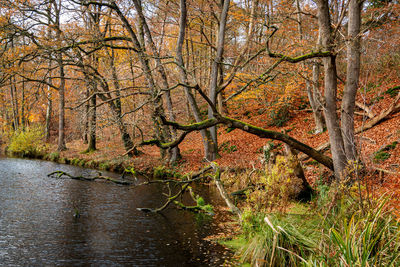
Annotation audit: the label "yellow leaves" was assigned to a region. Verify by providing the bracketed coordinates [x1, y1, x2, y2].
[28, 113, 41, 123]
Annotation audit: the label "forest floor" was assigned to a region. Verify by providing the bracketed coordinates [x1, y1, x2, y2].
[50, 90, 400, 216]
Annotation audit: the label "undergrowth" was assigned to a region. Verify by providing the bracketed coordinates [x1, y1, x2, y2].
[224, 181, 400, 266]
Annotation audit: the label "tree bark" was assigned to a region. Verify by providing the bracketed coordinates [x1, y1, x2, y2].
[341, 0, 363, 162]
[208, 0, 230, 155]
[309, 62, 325, 133]
[45, 2, 53, 142]
[56, 51, 67, 151]
[316, 0, 346, 179]
[132, 0, 181, 162]
[109, 0, 171, 159]
[176, 0, 216, 161]
[55, 0, 66, 151]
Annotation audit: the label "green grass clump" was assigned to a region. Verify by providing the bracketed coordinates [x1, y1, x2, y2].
[232, 184, 400, 267]
[99, 162, 110, 170]
[153, 166, 182, 179]
[374, 151, 391, 162]
[195, 196, 214, 214]
[44, 151, 60, 161]
[85, 160, 98, 169]
[70, 158, 81, 166]
[219, 141, 238, 154]
[385, 85, 400, 98]
[373, 141, 397, 163]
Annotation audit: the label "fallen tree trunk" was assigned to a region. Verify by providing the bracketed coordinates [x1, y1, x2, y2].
[48, 171, 133, 185]
[355, 101, 376, 119]
[153, 115, 334, 171]
[210, 162, 242, 221]
[300, 92, 400, 161]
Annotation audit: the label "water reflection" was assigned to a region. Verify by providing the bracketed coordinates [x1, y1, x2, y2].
[0, 158, 230, 266]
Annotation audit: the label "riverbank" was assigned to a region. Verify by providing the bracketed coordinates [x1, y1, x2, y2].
[2, 95, 400, 265]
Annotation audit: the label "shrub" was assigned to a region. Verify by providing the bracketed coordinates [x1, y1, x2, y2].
[373, 151, 391, 162]
[247, 156, 304, 212]
[7, 125, 46, 157]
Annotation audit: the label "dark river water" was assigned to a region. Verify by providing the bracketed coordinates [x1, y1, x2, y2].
[0, 157, 231, 266]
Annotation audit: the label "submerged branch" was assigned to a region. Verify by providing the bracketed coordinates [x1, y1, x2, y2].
[48, 171, 133, 185]
[136, 166, 214, 213]
[210, 162, 242, 221]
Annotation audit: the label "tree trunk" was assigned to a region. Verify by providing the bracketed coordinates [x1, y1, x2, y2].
[55, 0, 66, 151]
[45, 3, 53, 142]
[87, 91, 96, 152]
[111, 0, 171, 159]
[316, 0, 346, 179]
[176, 0, 216, 161]
[341, 0, 362, 162]
[9, 76, 19, 131]
[283, 144, 313, 201]
[82, 88, 89, 144]
[108, 48, 137, 156]
[57, 53, 66, 151]
[208, 0, 230, 156]
[296, 0, 325, 133]
[132, 0, 181, 162]
[309, 62, 325, 133]
[45, 97, 52, 141]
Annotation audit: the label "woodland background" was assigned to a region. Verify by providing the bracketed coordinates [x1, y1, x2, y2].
[1, 0, 400, 265]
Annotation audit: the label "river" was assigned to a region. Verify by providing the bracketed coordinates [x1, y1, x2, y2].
[0, 157, 231, 266]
